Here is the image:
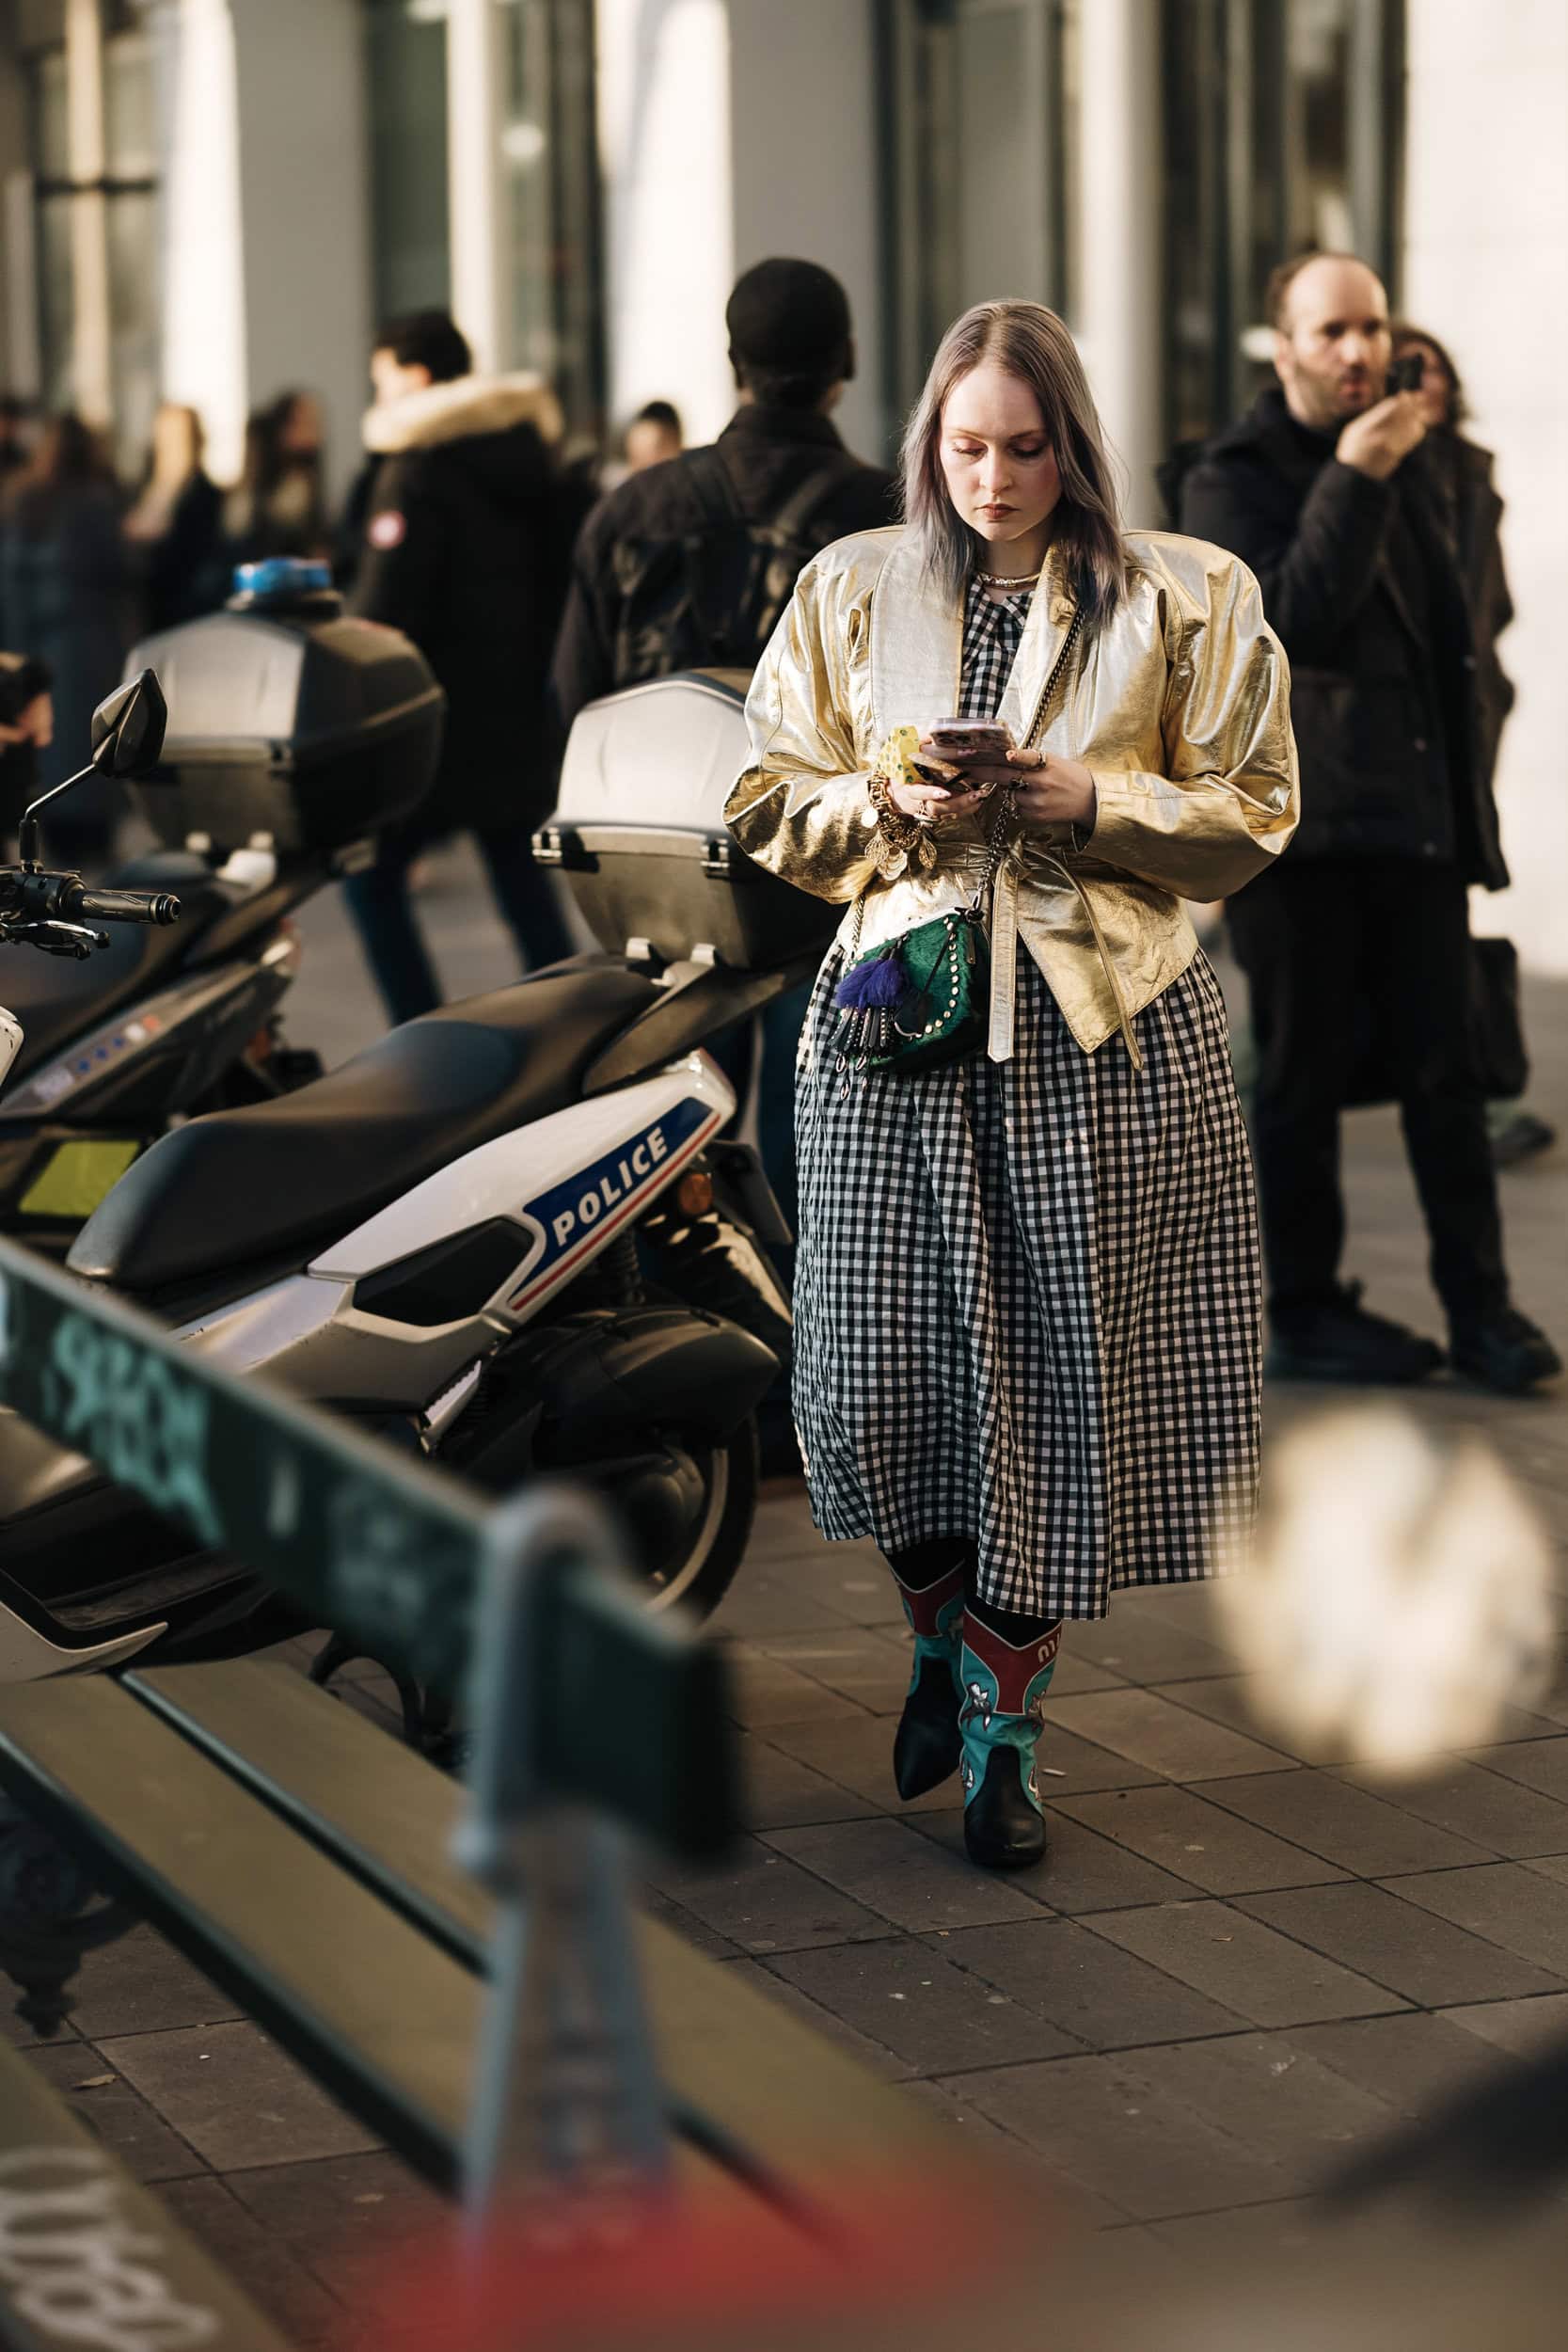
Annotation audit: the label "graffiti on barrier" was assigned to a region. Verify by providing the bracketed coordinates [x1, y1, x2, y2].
[0, 2148, 218, 2349]
[40, 1315, 223, 1550]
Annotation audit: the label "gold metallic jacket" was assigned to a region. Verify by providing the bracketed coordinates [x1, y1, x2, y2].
[724, 526, 1299, 1064]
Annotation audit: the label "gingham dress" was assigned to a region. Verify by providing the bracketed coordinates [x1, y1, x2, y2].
[792, 578, 1262, 1618]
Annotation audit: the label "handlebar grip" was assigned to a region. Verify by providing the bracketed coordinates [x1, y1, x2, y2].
[63, 884, 182, 926]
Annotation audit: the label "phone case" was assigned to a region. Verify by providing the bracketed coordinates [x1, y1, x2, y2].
[930, 723, 1010, 753]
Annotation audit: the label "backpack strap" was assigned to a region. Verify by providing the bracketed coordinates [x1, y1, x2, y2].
[765, 453, 871, 546]
[681, 445, 743, 531]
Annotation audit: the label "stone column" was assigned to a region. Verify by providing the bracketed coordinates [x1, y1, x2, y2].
[725, 0, 884, 461]
[1404, 2, 1568, 973]
[149, 0, 247, 483]
[1073, 0, 1163, 526]
[595, 0, 734, 442]
[0, 29, 38, 402]
[150, 0, 372, 498]
[446, 0, 508, 376]
[65, 0, 112, 426]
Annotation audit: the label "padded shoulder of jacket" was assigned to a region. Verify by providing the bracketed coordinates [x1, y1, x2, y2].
[1119, 527, 1271, 633]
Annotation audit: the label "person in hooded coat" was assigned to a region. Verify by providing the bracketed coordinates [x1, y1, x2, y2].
[345, 310, 575, 1025]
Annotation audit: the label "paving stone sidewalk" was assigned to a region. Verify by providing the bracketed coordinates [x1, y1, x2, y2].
[8, 858, 1564, 2338]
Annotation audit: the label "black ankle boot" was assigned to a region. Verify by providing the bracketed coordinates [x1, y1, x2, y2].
[958, 1608, 1059, 1870]
[962, 1745, 1048, 1869]
[893, 1648, 962, 1800]
[887, 1549, 965, 1803]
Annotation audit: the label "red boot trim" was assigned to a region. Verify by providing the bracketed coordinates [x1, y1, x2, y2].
[890, 1559, 966, 1637]
[960, 1611, 1063, 1713]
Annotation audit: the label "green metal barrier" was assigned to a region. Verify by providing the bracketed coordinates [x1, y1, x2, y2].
[0, 1235, 733, 1859]
[0, 1232, 742, 2207]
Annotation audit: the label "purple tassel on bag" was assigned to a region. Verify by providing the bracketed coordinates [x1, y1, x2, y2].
[833, 948, 906, 1011]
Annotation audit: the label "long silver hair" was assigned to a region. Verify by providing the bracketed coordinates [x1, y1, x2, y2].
[901, 300, 1126, 624]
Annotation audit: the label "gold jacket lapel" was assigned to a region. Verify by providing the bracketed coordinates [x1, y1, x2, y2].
[868, 532, 961, 740]
[998, 545, 1077, 748]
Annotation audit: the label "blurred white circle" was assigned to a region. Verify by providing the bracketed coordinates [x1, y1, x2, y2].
[1215, 1406, 1554, 1777]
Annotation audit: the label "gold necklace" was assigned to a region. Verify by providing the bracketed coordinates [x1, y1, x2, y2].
[980, 568, 1039, 589]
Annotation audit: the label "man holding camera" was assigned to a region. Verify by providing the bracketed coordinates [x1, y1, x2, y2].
[1181, 251, 1557, 1393]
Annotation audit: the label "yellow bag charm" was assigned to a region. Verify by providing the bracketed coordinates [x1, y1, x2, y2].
[875, 724, 927, 792]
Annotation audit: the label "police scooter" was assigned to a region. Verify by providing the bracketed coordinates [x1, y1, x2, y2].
[0, 562, 436, 1254]
[0, 660, 819, 1682]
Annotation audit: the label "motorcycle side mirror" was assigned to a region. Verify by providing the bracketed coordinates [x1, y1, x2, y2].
[90, 669, 167, 777]
[17, 668, 168, 867]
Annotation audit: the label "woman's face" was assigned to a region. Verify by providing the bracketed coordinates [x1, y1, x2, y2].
[939, 359, 1061, 563]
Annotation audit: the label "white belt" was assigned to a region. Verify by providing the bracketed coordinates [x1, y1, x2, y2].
[986, 856, 1144, 1073]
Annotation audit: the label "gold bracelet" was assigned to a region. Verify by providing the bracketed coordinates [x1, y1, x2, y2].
[864, 771, 923, 874]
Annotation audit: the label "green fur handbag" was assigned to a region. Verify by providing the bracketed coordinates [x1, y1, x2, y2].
[832, 903, 990, 1083]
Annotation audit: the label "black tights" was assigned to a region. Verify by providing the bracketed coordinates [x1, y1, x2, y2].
[887, 1540, 1061, 1647]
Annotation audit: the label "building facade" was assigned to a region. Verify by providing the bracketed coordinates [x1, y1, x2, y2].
[0, 0, 1562, 965]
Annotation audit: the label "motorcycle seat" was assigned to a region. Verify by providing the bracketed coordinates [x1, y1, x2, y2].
[3, 851, 238, 1080]
[68, 959, 662, 1295]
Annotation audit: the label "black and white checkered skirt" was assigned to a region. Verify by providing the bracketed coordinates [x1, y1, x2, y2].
[792, 946, 1261, 1619]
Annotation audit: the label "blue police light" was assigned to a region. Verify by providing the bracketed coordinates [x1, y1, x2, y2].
[230, 558, 332, 602]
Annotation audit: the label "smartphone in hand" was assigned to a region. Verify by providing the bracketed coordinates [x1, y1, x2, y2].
[927, 718, 1015, 761]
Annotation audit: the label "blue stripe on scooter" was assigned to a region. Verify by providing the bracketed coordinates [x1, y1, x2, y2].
[519, 1095, 713, 1286]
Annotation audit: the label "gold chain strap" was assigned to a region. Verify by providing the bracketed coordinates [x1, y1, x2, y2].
[846, 604, 1085, 961]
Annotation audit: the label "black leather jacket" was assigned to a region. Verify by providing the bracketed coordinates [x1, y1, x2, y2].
[1180, 386, 1507, 888]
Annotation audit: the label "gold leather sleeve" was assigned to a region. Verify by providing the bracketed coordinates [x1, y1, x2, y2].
[1083, 558, 1299, 902]
[724, 564, 880, 906]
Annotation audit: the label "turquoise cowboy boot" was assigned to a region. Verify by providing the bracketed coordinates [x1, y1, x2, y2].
[958, 1609, 1063, 1868]
[890, 1557, 966, 1800]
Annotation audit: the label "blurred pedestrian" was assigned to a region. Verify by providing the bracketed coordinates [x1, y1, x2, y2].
[553, 260, 893, 719]
[1390, 319, 1554, 1171]
[624, 398, 682, 472]
[0, 395, 30, 482]
[0, 648, 52, 845]
[552, 258, 896, 1248]
[224, 388, 329, 568]
[1181, 252, 1559, 1394]
[124, 402, 226, 630]
[0, 414, 131, 863]
[727, 297, 1297, 1869]
[344, 309, 576, 1024]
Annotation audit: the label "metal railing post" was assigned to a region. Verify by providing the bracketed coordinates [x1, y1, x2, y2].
[453, 1487, 673, 2228]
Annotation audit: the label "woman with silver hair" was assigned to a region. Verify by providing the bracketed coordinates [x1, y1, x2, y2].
[726, 302, 1298, 1869]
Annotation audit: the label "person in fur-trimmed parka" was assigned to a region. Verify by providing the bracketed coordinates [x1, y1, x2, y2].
[345, 310, 576, 1024]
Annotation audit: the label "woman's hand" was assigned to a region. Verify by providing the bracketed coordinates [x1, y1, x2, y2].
[885, 750, 990, 823]
[1006, 746, 1096, 832]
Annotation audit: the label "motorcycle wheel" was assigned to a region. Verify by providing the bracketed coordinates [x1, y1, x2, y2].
[441, 1389, 759, 1628]
[636, 1416, 758, 1622]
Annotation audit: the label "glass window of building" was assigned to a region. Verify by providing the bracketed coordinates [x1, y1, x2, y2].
[29, 43, 74, 420]
[499, 0, 603, 437]
[19, 1, 159, 472]
[879, 0, 1079, 420]
[364, 0, 602, 435]
[1163, 0, 1404, 455]
[365, 0, 452, 324]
